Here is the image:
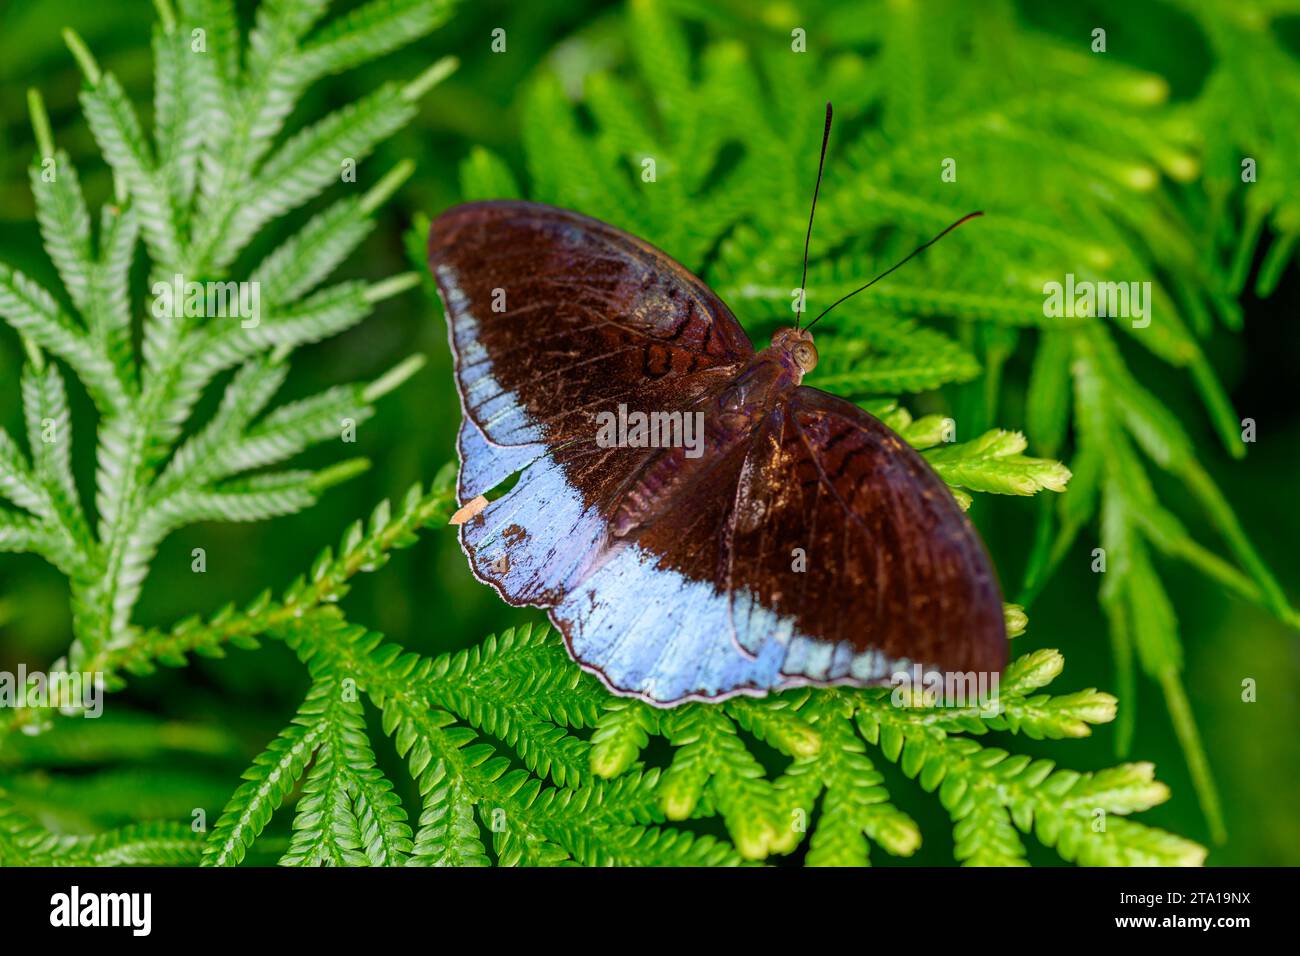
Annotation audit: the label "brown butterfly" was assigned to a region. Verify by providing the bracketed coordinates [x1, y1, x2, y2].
[428, 104, 1004, 704]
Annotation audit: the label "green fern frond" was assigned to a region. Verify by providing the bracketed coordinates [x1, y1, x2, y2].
[0, 0, 457, 672]
[1, 791, 202, 866]
[202, 691, 328, 867]
[256, 611, 1199, 867]
[277, 677, 412, 867]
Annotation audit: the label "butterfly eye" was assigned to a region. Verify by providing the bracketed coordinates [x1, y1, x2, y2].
[792, 341, 818, 373]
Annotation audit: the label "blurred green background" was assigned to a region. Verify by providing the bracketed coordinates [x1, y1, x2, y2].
[1, 0, 1297, 865]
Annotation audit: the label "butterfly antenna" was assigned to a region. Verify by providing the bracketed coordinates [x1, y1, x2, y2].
[803, 210, 984, 331]
[795, 102, 833, 330]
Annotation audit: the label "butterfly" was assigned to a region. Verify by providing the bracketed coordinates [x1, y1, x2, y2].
[428, 105, 1005, 705]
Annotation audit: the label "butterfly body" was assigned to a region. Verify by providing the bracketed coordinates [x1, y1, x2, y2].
[611, 340, 804, 536]
[429, 200, 1006, 705]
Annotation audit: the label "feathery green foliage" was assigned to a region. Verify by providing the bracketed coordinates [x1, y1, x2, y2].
[0, 0, 455, 695]
[1, 795, 202, 865]
[1, 447, 1197, 865]
[0, 0, 457, 857]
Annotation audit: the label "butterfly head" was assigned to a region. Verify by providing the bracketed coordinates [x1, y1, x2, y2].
[771, 326, 819, 375]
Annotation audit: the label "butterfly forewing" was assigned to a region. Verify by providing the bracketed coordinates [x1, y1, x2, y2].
[429, 201, 752, 448]
[429, 200, 754, 610]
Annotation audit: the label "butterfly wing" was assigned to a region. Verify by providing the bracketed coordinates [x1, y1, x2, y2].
[430, 201, 753, 450]
[723, 387, 1006, 679]
[550, 385, 781, 703]
[553, 389, 1005, 703]
[429, 201, 753, 604]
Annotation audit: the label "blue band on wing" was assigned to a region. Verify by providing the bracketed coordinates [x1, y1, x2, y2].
[460, 440, 607, 606]
[555, 542, 903, 703]
[556, 542, 790, 701]
[439, 263, 545, 446]
[459, 420, 906, 704]
[458, 431, 906, 703]
[456, 418, 546, 500]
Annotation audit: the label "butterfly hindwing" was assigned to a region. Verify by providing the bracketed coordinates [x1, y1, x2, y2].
[725, 388, 1006, 677]
[549, 389, 1005, 703]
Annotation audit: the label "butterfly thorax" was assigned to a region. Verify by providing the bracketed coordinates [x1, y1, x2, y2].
[718, 327, 816, 413]
[608, 331, 814, 540]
